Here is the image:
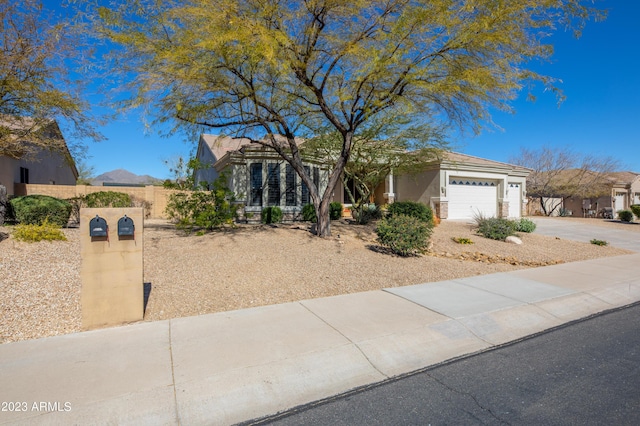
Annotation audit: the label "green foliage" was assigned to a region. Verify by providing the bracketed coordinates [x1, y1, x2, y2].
[590, 239, 608, 246]
[165, 173, 236, 231]
[84, 191, 132, 208]
[515, 218, 537, 233]
[618, 210, 633, 222]
[476, 217, 518, 241]
[261, 206, 283, 224]
[387, 201, 434, 224]
[10, 195, 72, 227]
[452, 237, 473, 244]
[353, 204, 383, 225]
[329, 202, 343, 220]
[376, 214, 433, 257]
[302, 204, 317, 222]
[13, 219, 67, 242]
[631, 205, 640, 219]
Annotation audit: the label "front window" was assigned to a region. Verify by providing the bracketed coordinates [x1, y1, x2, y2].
[267, 163, 280, 206]
[301, 165, 311, 205]
[250, 163, 262, 206]
[285, 164, 296, 206]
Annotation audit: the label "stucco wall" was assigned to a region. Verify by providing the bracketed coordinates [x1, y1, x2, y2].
[394, 170, 440, 205]
[0, 150, 76, 196]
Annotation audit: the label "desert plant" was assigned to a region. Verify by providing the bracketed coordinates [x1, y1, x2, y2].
[83, 191, 132, 208]
[353, 203, 383, 225]
[375, 214, 433, 256]
[301, 203, 317, 222]
[261, 206, 283, 224]
[386, 201, 434, 224]
[452, 237, 473, 244]
[630, 205, 640, 220]
[165, 173, 236, 231]
[9, 195, 72, 227]
[618, 210, 633, 223]
[515, 218, 537, 233]
[476, 217, 517, 241]
[590, 239, 608, 246]
[329, 202, 343, 220]
[13, 219, 67, 242]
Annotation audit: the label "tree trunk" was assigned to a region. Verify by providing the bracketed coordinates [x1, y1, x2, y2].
[315, 198, 331, 237]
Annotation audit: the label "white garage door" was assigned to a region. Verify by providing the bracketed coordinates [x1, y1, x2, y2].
[507, 183, 522, 218]
[448, 178, 498, 220]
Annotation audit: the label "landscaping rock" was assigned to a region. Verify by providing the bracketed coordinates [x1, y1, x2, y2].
[505, 235, 523, 245]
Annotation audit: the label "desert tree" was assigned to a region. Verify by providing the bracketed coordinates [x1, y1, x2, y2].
[510, 146, 619, 216]
[0, 0, 102, 160]
[91, 0, 603, 236]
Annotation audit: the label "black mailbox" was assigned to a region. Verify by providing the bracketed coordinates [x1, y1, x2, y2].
[117, 215, 135, 237]
[89, 215, 108, 237]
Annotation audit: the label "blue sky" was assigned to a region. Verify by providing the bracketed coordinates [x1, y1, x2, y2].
[78, 1, 640, 179]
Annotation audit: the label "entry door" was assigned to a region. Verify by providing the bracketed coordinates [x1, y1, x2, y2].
[507, 183, 521, 218]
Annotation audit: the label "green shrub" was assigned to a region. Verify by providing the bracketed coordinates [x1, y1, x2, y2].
[165, 173, 236, 231]
[476, 217, 517, 241]
[376, 214, 433, 256]
[13, 219, 67, 242]
[10, 195, 72, 226]
[84, 191, 132, 208]
[302, 203, 317, 222]
[452, 237, 473, 244]
[515, 218, 537, 233]
[386, 201, 434, 224]
[590, 239, 608, 246]
[630, 205, 640, 220]
[261, 206, 283, 224]
[329, 202, 343, 220]
[618, 209, 634, 222]
[353, 203, 382, 224]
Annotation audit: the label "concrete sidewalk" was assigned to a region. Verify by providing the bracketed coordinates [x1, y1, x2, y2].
[2, 225, 640, 425]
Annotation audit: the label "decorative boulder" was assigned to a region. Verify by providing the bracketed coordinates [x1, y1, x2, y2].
[505, 236, 523, 245]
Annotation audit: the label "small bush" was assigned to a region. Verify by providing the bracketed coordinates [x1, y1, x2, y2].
[630, 205, 640, 219]
[618, 210, 634, 222]
[376, 214, 433, 256]
[329, 202, 343, 220]
[452, 237, 473, 244]
[590, 239, 608, 246]
[353, 203, 382, 225]
[515, 218, 537, 233]
[261, 206, 283, 224]
[302, 203, 317, 222]
[10, 195, 72, 227]
[476, 217, 517, 241]
[386, 201, 434, 224]
[84, 191, 132, 208]
[13, 219, 67, 242]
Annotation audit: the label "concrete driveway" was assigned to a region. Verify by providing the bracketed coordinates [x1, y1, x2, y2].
[532, 217, 640, 252]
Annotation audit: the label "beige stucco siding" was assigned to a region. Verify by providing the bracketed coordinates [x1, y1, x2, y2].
[395, 170, 440, 205]
[1, 149, 76, 196]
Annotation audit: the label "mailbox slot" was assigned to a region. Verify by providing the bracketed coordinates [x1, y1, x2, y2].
[89, 215, 108, 237]
[117, 215, 135, 237]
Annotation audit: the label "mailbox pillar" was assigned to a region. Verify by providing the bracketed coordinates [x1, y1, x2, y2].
[80, 207, 144, 330]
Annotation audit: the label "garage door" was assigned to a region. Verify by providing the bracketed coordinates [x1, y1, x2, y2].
[507, 183, 522, 218]
[448, 178, 498, 220]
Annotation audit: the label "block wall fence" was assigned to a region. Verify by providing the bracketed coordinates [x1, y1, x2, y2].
[13, 183, 181, 219]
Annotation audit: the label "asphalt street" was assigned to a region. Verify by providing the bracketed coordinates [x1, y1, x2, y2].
[251, 302, 640, 426]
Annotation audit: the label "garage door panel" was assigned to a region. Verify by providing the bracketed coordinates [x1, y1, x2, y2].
[448, 178, 498, 220]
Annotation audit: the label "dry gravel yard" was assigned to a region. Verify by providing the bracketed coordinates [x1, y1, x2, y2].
[0, 218, 635, 343]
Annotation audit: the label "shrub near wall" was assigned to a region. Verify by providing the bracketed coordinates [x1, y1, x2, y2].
[387, 201, 434, 225]
[10, 195, 72, 227]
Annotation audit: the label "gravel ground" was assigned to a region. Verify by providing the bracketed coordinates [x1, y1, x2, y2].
[0, 218, 634, 344]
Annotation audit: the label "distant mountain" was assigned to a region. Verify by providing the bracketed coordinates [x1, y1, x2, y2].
[91, 169, 163, 186]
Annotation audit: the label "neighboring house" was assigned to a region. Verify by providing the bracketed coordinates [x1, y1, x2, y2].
[195, 134, 329, 221]
[0, 119, 78, 196]
[377, 152, 530, 220]
[562, 171, 640, 217]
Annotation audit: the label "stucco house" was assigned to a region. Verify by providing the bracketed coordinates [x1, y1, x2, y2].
[562, 171, 640, 217]
[196, 134, 530, 221]
[374, 152, 531, 220]
[0, 118, 78, 196]
[194, 134, 329, 221]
